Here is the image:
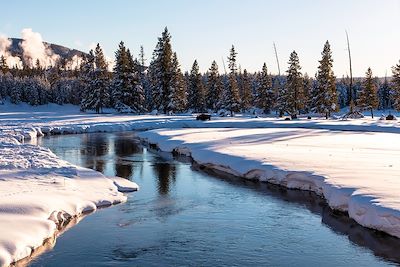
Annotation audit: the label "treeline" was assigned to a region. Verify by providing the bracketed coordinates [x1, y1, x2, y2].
[1, 27, 400, 118]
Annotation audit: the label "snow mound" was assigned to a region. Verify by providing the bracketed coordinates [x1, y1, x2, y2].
[138, 128, 400, 239]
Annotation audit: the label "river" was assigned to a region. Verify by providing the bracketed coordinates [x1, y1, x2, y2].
[28, 132, 400, 266]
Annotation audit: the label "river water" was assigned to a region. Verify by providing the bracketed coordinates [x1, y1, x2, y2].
[28, 132, 400, 266]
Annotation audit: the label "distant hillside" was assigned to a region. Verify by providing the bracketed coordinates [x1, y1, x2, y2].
[8, 38, 86, 63]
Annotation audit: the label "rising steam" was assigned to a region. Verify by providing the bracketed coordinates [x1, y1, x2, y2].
[0, 28, 84, 69]
[0, 35, 23, 68]
[20, 28, 60, 67]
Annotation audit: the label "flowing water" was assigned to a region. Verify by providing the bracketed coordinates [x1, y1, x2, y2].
[28, 132, 400, 266]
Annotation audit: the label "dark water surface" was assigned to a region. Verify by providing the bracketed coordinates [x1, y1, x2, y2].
[29, 132, 400, 267]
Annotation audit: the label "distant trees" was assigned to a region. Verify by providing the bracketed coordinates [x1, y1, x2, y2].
[358, 67, 378, 118]
[0, 29, 398, 119]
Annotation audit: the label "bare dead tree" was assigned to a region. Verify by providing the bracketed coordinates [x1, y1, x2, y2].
[346, 30, 354, 112]
[273, 42, 281, 76]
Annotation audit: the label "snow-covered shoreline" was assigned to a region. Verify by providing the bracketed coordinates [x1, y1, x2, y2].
[0, 132, 138, 266]
[137, 128, 400, 239]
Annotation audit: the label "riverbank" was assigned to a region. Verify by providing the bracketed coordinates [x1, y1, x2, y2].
[0, 133, 138, 266]
[137, 128, 400, 239]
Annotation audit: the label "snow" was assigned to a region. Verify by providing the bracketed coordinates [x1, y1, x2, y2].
[137, 127, 400, 239]
[1, 101, 400, 264]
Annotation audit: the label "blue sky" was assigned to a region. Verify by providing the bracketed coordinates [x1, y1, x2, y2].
[1, 0, 399, 77]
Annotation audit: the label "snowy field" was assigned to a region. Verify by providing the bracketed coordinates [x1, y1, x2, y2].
[1, 101, 400, 266]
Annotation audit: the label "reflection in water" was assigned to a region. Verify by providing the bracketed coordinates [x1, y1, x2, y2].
[152, 161, 176, 195]
[80, 134, 108, 172]
[114, 137, 143, 179]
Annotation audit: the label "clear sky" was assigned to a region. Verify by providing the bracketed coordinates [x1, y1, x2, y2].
[1, 0, 399, 77]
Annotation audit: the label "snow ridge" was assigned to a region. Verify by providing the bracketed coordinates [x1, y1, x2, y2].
[137, 128, 400, 239]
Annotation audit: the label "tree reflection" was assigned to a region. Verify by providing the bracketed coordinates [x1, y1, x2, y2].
[80, 133, 109, 173]
[114, 136, 143, 179]
[152, 161, 176, 195]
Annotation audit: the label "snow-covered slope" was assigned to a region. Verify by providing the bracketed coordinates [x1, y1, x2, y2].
[0, 131, 138, 266]
[137, 128, 400, 238]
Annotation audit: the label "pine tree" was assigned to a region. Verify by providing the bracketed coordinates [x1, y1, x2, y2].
[138, 45, 151, 111]
[273, 76, 285, 116]
[91, 43, 110, 113]
[80, 45, 110, 114]
[80, 50, 95, 111]
[223, 45, 241, 115]
[285, 51, 304, 118]
[276, 77, 288, 116]
[148, 27, 176, 113]
[255, 63, 274, 113]
[240, 69, 252, 111]
[188, 60, 206, 112]
[391, 60, 400, 111]
[302, 73, 312, 113]
[170, 52, 187, 112]
[205, 60, 223, 111]
[378, 76, 391, 109]
[129, 49, 145, 112]
[112, 41, 133, 112]
[358, 67, 378, 118]
[312, 41, 338, 119]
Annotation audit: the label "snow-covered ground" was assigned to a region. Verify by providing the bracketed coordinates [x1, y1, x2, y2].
[138, 128, 400, 239]
[1, 101, 400, 265]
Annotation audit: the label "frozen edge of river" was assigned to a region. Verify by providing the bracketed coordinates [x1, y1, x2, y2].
[0, 132, 138, 267]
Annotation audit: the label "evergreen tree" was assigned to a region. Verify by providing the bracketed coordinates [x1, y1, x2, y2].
[378, 76, 391, 109]
[148, 27, 175, 113]
[276, 77, 288, 116]
[138, 45, 151, 111]
[223, 45, 241, 115]
[358, 67, 378, 118]
[285, 51, 304, 118]
[312, 41, 338, 119]
[302, 73, 312, 113]
[391, 60, 400, 111]
[240, 69, 253, 111]
[273, 76, 285, 116]
[128, 49, 145, 112]
[112, 41, 132, 111]
[255, 63, 274, 113]
[206, 60, 223, 111]
[80, 50, 95, 111]
[188, 60, 206, 112]
[90, 43, 110, 113]
[170, 52, 187, 112]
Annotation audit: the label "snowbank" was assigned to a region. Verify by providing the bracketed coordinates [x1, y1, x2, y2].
[138, 128, 400, 239]
[0, 135, 138, 266]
